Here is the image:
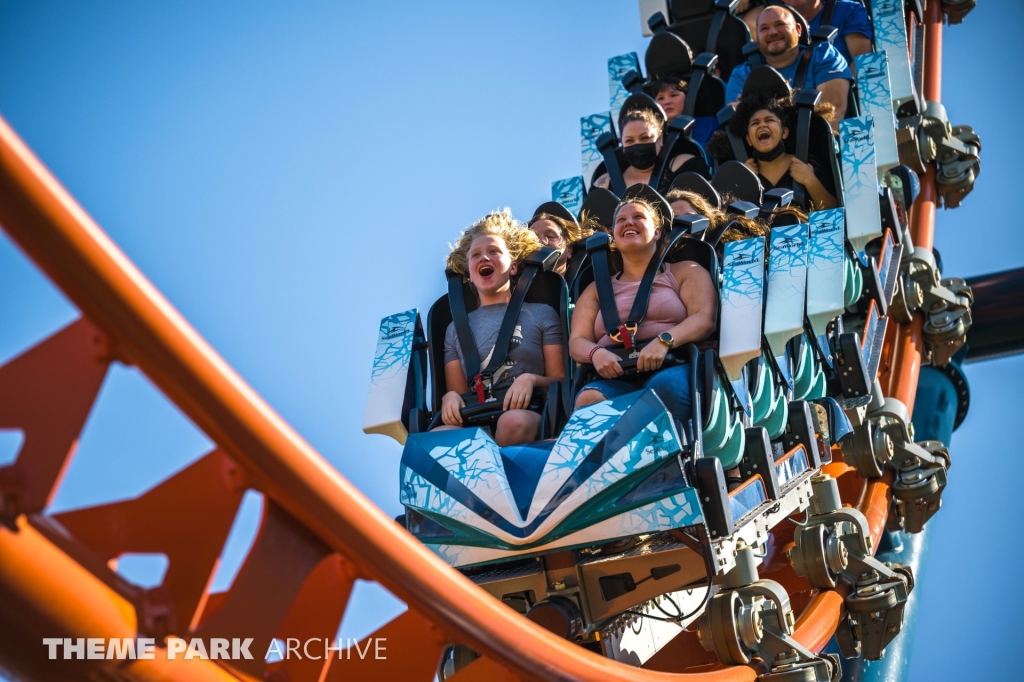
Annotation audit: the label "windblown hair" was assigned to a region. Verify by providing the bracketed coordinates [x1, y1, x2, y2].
[665, 187, 773, 245]
[707, 92, 836, 163]
[619, 106, 664, 137]
[529, 213, 595, 245]
[612, 197, 665, 233]
[665, 188, 720, 221]
[446, 208, 542, 277]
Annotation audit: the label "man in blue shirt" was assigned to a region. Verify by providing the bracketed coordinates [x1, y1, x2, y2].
[727, 6, 852, 124]
[792, 0, 874, 64]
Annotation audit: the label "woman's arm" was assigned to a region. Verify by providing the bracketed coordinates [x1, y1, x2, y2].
[668, 261, 718, 343]
[441, 359, 471, 426]
[502, 345, 566, 410]
[789, 158, 839, 209]
[569, 283, 625, 379]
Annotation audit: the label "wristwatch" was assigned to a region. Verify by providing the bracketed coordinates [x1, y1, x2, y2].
[657, 332, 674, 348]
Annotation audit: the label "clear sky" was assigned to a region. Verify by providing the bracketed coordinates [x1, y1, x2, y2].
[0, 2, 1020, 680]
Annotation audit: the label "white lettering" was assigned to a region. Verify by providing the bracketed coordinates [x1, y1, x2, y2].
[265, 639, 284, 661]
[303, 638, 321, 660]
[234, 637, 253, 660]
[375, 638, 386, 660]
[209, 638, 230, 660]
[324, 638, 343, 660]
[43, 638, 61, 660]
[64, 638, 84, 660]
[286, 638, 301, 660]
[137, 638, 155, 659]
[107, 638, 136, 660]
[87, 638, 105, 659]
[167, 637, 187, 660]
[354, 638, 373, 660]
[185, 638, 208, 660]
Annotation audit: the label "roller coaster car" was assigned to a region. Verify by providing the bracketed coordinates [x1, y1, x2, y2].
[365, 203, 852, 665]
[648, 0, 752, 83]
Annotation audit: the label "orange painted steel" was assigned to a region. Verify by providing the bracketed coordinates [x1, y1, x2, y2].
[0, 6, 945, 678]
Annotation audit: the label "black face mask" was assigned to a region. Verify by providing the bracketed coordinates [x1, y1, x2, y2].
[751, 140, 787, 162]
[623, 142, 659, 170]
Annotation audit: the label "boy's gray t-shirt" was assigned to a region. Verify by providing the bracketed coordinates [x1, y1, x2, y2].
[444, 302, 563, 390]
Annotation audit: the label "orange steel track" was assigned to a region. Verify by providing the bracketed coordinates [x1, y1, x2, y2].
[0, 10, 942, 682]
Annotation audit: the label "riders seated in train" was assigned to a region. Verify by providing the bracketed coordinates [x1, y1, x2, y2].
[726, 5, 852, 124]
[568, 189, 718, 422]
[593, 98, 709, 194]
[527, 201, 595, 278]
[709, 93, 838, 210]
[438, 210, 565, 446]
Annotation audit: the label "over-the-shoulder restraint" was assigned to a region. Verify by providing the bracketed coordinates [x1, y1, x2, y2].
[447, 246, 560, 403]
[586, 228, 689, 349]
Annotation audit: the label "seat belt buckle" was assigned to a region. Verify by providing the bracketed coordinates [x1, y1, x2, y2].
[609, 322, 638, 350]
[473, 374, 487, 404]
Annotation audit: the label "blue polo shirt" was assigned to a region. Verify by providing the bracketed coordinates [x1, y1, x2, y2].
[726, 42, 852, 103]
[809, 0, 873, 64]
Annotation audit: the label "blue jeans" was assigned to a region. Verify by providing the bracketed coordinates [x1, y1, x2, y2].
[579, 364, 693, 422]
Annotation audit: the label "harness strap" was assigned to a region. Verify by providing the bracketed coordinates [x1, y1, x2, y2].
[793, 45, 813, 91]
[792, 88, 821, 208]
[821, 0, 837, 26]
[649, 116, 695, 191]
[587, 228, 689, 349]
[447, 270, 482, 380]
[596, 132, 627, 196]
[563, 246, 588, 296]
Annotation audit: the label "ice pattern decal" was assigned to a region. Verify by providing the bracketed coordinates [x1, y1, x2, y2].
[765, 223, 808, 356]
[720, 237, 765, 380]
[872, 0, 915, 105]
[581, 112, 613, 189]
[855, 52, 899, 172]
[369, 309, 417, 387]
[807, 209, 846, 336]
[841, 116, 882, 249]
[552, 176, 585, 215]
[608, 53, 640, 119]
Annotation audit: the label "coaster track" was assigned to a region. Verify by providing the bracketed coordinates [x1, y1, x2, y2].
[0, 3, 954, 681]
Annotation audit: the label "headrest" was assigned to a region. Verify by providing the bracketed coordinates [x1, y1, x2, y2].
[578, 187, 620, 232]
[522, 246, 561, 272]
[712, 160, 764, 206]
[644, 32, 694, 81]
[670, 0, 716, 20]
[618, 93, 667, 133]
[670, 172, 722, 209]
[530, 201, 580, 230]
[674, 214, 711, 235]
[725, 201, 760, 219]
[741, 66, 792, 101]
[621, 183, 674, 232]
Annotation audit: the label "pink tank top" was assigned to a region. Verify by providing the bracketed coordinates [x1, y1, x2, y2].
[594, 265, 688, 346]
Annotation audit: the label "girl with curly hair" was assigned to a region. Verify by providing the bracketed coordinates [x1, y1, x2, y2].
[440, 209, 566, 445]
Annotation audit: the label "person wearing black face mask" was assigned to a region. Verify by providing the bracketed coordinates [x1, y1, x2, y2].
[736, 94, 838, 210]
[593, 103, 709, 194]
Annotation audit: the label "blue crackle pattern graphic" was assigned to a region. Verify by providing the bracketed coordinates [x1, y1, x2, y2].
[872, 0, 914, 103]
[765, 224, 808, 353]
[855, 52, 898, 170]
[552, 176, 585, 214]
[608, 52, 640, 116]
[581, 112, 613, 184]
[840, 116, 876, 202]
[400, 428, 521, 526]
[526, 396, 681, 528]
[807, 209, 846, 334]
[722, 238, 765, 307]
[369, 309, 418, 388]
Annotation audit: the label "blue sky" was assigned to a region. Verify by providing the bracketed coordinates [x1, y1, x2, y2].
[0, 2, 1020, 680]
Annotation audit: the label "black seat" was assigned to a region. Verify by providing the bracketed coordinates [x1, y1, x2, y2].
[712, 160, 764, 205]
[671, 171, 722, 209]
[666, 0, 752, 82]
[742, 66, 791, 100]
[645, 31, 694, 80]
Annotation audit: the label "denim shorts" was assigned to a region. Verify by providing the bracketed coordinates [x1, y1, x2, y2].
[579, 363, 693, 422]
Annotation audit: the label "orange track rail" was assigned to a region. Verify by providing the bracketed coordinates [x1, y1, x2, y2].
[0, 8, 943, 682]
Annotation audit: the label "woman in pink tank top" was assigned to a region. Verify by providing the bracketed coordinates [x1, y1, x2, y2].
[568, 188, 718, 420]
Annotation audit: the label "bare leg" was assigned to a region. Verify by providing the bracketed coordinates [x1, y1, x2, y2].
[574, 389, 608, 410]
[494, 410, 542, 446]
[431, 425, 460, 432]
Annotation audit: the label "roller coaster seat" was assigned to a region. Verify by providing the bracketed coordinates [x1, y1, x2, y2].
[422, 257, 570, 433]
[664, 0, 752, 82]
